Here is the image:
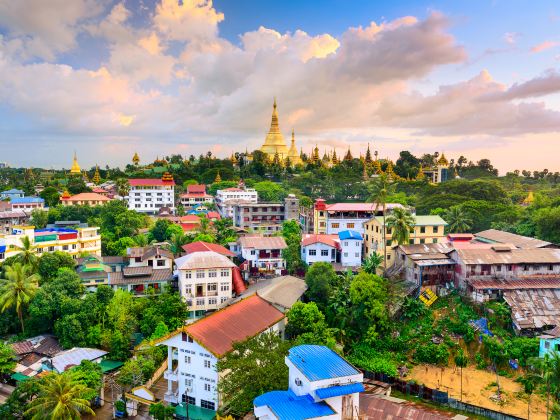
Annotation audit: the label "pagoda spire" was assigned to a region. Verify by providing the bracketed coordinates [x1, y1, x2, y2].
[365, 143, 372, 163]
[132, 152, 140, 166]
[70, 151, 81, 175]
[214, 171, 222, 183]
[92, 165, 101, 184]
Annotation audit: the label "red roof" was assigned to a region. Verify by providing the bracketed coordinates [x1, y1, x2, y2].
[325, 202, 402, 212]
[187, 184, 207, 194]
[185, 294, 284, 357]
[179, 215, 201, 223]
[129, 179, 175, 186]
[301, 234, 339, 248]
[182, 241, 235, 257]
[206, 211, 221, 220]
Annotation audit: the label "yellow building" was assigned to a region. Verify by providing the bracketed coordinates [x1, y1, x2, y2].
[70, 152, 81, 175]
[260, 99, 300, 165]
[363, 215, 448, 266]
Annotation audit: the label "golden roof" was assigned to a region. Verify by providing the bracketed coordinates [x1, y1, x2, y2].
[70, 152, 81, 174]
[287, 129, 301, 165]
[522, 191, 534, 205]
[260, 98, 289, 159]
[133, 152, 140, 165]
[437, 153, 449, 166]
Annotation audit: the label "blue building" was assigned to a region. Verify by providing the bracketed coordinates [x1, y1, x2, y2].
[1, 188, 24, 200]
[539, 326, 560, 358]
[10, 197, 45, 211]
[254, 345, 364, 420]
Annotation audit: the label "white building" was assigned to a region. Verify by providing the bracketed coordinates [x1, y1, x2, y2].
[237, 235, 287, 276]
[338, 230, 363, 267]
[179, 184, 214, 208]
[154, 294, 286, 412]
[128, 174, 175, 214]
[215, 187, 258, 218]
[254, 344, 364, 420]
[175, 251, 245, 315]
[10, 197, 45, 211]
[300, 230, 363, 268]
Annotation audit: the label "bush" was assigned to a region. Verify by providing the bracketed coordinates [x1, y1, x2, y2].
[475, 353, 487, 369]
[414, 343, 449, 366]
[348, 343, 398, 377]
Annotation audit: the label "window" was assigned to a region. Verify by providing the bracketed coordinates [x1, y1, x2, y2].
[433, 226, 439, 233]
[220, 282, 230, 292]
[204, 360, 211, 368]
[185, 356, 191, 364]
[347, 223, 354, 229]
[545, 341, 551, 349]
[62, 245, 68, 251]
[496, 265, 502, 272]
[196, 270, 205, 279]
[344, 241, 348, 246]
[409, 239, 414, 245]
[185, 285, 192, 295]
[420, 226, 426, 233]
[182, 395, 195, 405]
[419, 239, 425, 244]
[196, 298, 205, 306]
[201, 400, 215, 410]
[320, 222, 326, 227]
[208, 297, 217, 305]
[355, 241, 360, 246]
[309, 249, 316, 256]
[207, 283, 217, 292]
[321, 249, 329, 256]
[208, 270, 217, 278]
[507, 265, 513, 271]
[220, 269, 229, 277]
[355, 253, 359, 257]
[157, 259, 166, 267]
[220, 296, 228, 303]
[432, 238, 438, 243]
[204, 383, 211, 392]
[386, 240, 392, 246]
[387, 254, 391, 260]
[185, 272, 192, 279]
[549, 264, 554, 271]
[250, 250, 256, 255]
[524, 265, 529, 271]
[344, 252, 348, 257]
[331, 223, 339, 228]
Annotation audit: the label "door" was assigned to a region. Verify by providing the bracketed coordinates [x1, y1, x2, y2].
[342, 395, 353, 419]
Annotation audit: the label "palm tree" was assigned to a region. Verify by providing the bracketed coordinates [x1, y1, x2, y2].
[115, 178, 130, 197]
[444, 206, 473, 233]
[368, 173, 396, 270]
[385, 207, 416, 246]
[25, 372, 94, 419]
[14, 236, 37, 268]
[454, 349, 468, 402]
[0, 263, 39, 333]
[362, 253, 383, 275]
[167, 232, 191, 256]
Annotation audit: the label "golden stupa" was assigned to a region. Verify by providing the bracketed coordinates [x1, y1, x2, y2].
[260, 98, 290, 160]
[70, 152, 81, 175]
[287, 129, 301, 165]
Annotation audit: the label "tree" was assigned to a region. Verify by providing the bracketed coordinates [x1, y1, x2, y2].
[454, 349, 468, 402]
[0, 263, 39, 332]
[304, 262, 338, 310]
[149, 402, 176, 420]
[139, 290, 188, 338]
[148, 219, 171, 242]
[217, 332, 292, 416]
[444, 206, 473, 233]
[253, 181, 285, 202]
[368, 174, 396, 269]
[362, 253, 383, 275]
[30, 208, 49, 229]
[0, 341, 16, 376]
[348, 272, 388, 342]
[385, 207, 415, 246]
[286, 302, 335, 346]
[214, 218, 237, 245]
[25, 372, 94, 419]
[533, 207, 560, 244]
[517, 372, 537, 419]
[115, 178, 130, 197]
[70, 360, 103, 401]
[14, 236, 37, 267]
[167, 232, 190, 256]
[39, 187, 60, 208]
[38, 252, 75, 282]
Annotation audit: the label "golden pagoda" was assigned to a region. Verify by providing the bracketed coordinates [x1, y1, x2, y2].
[437, 153, 449, 167]
[214, 171, 222, 183]
[61, 189, 71, 199]
[260, 98, 290, 160]
[332, 149, 339, 165]
[287, 129, 301, 165]
[70, 152, 81, 175]
[162, 171, 174, 182]
[132, 152, 140, 166]
[365, 143, 372, 163]
[92, 165, 101, 184]
[522, 191, 534, 206]
[343, 148, 353, 161]
[311, 145, 320, 164]
[416, 165, 425, 180]
[82, 170, 90, 183]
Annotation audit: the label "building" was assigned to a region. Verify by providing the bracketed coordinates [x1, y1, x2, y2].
[10, 197, 45, 211]
[128, 173, 175, 214]
[475, 229, 556, 249]
[154, 294, 286, 413]
[254, 345, 364, 420]
[215, 187, 258, 218]
[175, 251, 245, 315]
[421, 154, 449, 184]
[231, 275, 307, 313]
[233, 195, 299, 235]
[108, 246, 174, 295]
[260, 99, 301, 165]
[0, 210, 30, 234]
[76, 255, 125, 292]
[11, 335, 63, 379]
[301, 231, 363, 268]
[539, 326, 560, 358]
[181, 241, 236, 258]
[364, 215, 447, 267]
[50, 347, 107, 373]
[1, 188, 25, 200]
[69, 152, 82, 175]
[179, 184, 214, 208]
[60, 192, 111, 206]
[503, 289, 560, 335]
[237, 235, 288, 276]
[309, 199, 404, 235]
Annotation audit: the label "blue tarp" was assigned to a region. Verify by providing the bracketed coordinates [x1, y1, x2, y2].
[471, 318, 493, 337]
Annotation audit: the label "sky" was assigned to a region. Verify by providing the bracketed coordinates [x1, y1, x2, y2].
[0, 0, 559, 173]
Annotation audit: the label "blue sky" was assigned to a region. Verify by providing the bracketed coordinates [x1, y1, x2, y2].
[0, 0, 559, 171]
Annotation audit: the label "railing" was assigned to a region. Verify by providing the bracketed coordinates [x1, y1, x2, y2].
[163, 368, 178, 382]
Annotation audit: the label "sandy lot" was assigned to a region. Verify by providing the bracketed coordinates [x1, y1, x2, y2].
[409, 365, 548, 420]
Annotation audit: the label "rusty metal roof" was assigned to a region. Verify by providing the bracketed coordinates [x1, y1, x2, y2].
[175, 251, 237, 270]
[185, 294, 285, 357]
[109, 268, 173, 285]
[469, 277, 560, 290]
[503, 289, 560, 329]
[239, 235, 287, 250]
[399, 243, 454, 255]
[476, 229, 553, 249]
[457, 248, 560, 265]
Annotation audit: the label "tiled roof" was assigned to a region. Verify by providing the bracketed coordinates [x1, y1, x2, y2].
[109, 268, 173, 285]
[129, 178, 175, 186]
[475, 229, 553, 249]
[456, 248, 560, 265]
[287, 345, 360, 381]
[239, 235, 287, 250]
[182, 241, 235, 257]
[187, 184, 207, 194]
[185, 294, 284, 357]
[61, 192, 110, 202]
[301, 234, 339, 248]
[175, 251, 237, 270]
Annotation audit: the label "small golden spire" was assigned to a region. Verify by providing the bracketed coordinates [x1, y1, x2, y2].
[162, 171, 174, 182]
[70, 151, 81, 175]
[132, 152, 140, 166]
[61, 189, 71, 199]
[92, 165, 101, 184]
[214, 171, 222, 183]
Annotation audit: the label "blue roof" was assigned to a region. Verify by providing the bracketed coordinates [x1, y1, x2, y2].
[315, 382, 364, 399]
[254, 390, 335, 420]
[2, 189, 24, 194]
[338, 230, 363, 241]
[287, 345, 360, 381]
[11, 197, 44, 204]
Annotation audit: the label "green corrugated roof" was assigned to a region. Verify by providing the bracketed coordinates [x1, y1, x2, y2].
[175, 403, 215, 420]
[372, 215, 447, 226]
[11, 372, 30, 382]
[99, 360, 124, 373]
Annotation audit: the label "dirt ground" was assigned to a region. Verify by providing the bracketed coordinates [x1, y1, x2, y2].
[409, 365, 548, 420]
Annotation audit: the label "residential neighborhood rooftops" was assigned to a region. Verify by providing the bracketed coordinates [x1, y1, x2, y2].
[287, 345, 360, 381]
[475, 229, 553, 249]
[399, 242, 454, 255]
[503, 289, 560, 330]
[238, 235, 287, 250]
[256, 276, 307, 311]
[11, 335, 62, 358]
[175, 251, 237, 270]
[109, 268, 173, 285]
[338, 230, 362, 241]
[182, 241, 235, 257]
[183, 294, 285, 357]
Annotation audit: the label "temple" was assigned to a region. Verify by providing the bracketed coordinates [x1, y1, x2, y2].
[260, 99, 300, 165]
[70, 152, 81, 175]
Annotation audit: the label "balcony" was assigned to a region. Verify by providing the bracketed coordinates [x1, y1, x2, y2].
[164, 390, 179, 404]
[164, 368, 179, 382]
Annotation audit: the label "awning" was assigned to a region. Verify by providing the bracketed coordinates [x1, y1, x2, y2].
[315, 382, 365, 399]
[99, 360, 124, 373]
[11, 372, 30, 382]
[175, 403, 216, 420]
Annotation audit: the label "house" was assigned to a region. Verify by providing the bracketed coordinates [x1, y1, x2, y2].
[76, 254, 125, 291]
[231, 275, 307, 313]
[338, 230, 363, 267]
[215, 187, 258, 218]
[364, 215, 447, 267]
[300, 231, 363, 268]
[503, 289, 560, 335]
[50, 347, 108, 373]
[154, 294, 286, 413]
[308, 199, 405, 235]
[179, 184, 213, 208]
[254, 345, 364, 420]
[475, 229, 557, 249]
[182, 241, 236, 258]
[232, 195, 299, 236]
[108, 246, 174, 295]
[539, 326, 560, 358]
[0, 188, 25, 200]
[174, 251, 245, 316]
[127, 173, 175, 214]
[0, 210, 30, 234]
[11, 335, 63, 379]
[10, 197, 45, 211]
[60, 192, 111, 206]
[237, 235, 288, 276]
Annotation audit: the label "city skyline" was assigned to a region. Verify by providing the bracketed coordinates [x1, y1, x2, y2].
[1, 0, 560, 172]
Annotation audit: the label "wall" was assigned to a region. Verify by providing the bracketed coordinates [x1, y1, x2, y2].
[340, 239, 362, 267]
[301, 243, 336, 265]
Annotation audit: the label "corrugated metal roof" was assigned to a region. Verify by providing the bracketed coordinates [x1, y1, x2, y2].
[109, 268, 173, 285]
[315, 382, 364, 399]
[326, 202, 403, 212]
[301, 234, 339, 248]
[51, 347, 107, 372]
[185, 294, 285, 357]
[254, 390, 335, 420]
[239, 235, 287, 250]
[372, 215, 447, 226]
[469, 278, 560, 290]
[476, 229, 553, 249]
[175, 251, 237, 270]
[182, 241, 236, 257]
[503, 289, 560, 330]
[338, 230, 363, 241]
[288, 345, 359, 381]
[399, 243, 454, 255]
[457, 248, 560, 264]
[257, 276, 307, 310]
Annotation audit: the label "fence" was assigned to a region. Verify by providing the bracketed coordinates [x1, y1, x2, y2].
[362, 370, 524, 420]
[145, 359, 168, 389]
